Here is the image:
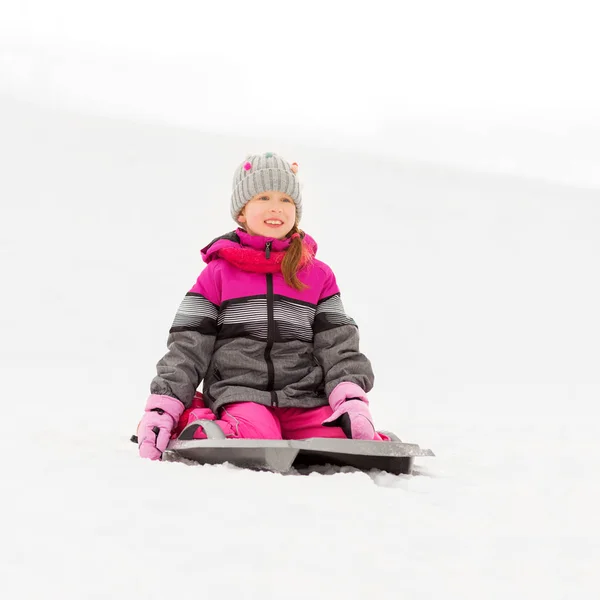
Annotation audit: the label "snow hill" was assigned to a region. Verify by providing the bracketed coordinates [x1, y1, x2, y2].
[1, 93, 599, 599]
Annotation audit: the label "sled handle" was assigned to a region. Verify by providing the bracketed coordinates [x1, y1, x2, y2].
[177, 420, 227, 441]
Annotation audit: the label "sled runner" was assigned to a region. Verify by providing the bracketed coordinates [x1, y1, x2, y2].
[160, 420, 434, 475]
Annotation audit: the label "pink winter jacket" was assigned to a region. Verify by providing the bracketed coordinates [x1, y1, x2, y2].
[150, 228, 374, 414]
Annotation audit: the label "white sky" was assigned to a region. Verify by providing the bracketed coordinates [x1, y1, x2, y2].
[1, 0, 599, 186]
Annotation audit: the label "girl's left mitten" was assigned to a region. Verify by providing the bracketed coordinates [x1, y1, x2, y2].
[138, 394, 186, 460]
[322, 382, 376, 440]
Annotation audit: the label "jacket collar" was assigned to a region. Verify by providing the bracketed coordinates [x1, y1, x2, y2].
[235, 228, 293, 252]
[201, 228, 317, 272]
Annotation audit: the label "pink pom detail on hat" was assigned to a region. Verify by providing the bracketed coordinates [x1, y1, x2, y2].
[243, 162, 252, 171]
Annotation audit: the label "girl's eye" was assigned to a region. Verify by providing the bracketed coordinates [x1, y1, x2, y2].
[257, 195, 291, 202]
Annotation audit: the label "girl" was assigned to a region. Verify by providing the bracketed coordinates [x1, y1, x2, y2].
[138, 153, 387, 460]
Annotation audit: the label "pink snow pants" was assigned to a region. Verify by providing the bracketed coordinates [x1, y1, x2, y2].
[171, 394, 388, 441]
[215, 403, 352, 440]
[189, 403, 350, 440]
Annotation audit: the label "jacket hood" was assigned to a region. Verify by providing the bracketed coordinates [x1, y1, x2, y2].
[201, 228, 318, 265]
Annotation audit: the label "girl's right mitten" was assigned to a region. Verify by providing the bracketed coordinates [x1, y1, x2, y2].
[138, 394, 185, 460]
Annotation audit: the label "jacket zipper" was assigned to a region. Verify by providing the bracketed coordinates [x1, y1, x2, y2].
[264, 242, 277, 406]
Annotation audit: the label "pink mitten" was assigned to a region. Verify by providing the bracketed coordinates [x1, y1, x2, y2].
[138, 394, 185, 460]
[322, 382, 376, 440]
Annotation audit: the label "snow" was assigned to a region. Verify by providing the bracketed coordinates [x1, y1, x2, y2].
[3, 0, 600, 588]
[2, 92, 599, 599]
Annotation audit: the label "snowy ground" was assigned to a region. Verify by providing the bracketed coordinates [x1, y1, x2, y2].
[1, 94, 600, 598]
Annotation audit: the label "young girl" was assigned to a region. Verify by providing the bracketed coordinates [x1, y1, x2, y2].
[138, 153, 387, 460]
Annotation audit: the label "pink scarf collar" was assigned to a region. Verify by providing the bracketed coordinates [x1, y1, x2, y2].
[217, 245, 313, 273]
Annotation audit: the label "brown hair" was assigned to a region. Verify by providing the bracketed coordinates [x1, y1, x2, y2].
[282, 224, 310, 290]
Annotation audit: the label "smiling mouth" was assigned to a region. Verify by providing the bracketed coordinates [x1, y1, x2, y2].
[264, 220, 283, 225]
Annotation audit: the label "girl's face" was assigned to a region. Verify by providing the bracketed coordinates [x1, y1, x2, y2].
[237, 191, 296, 239]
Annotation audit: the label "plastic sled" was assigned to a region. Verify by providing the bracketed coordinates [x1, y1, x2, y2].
[162, 420, 435, 475]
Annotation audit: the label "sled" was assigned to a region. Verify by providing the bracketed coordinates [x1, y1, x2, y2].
[161, 420, 434, 475]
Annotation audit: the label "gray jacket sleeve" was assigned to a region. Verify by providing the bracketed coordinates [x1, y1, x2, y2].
[312, 268, 375, 398]
[150, 268, 220, 407]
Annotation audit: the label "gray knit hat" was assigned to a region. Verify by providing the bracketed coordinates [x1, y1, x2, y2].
[231, 152, 302, 223]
